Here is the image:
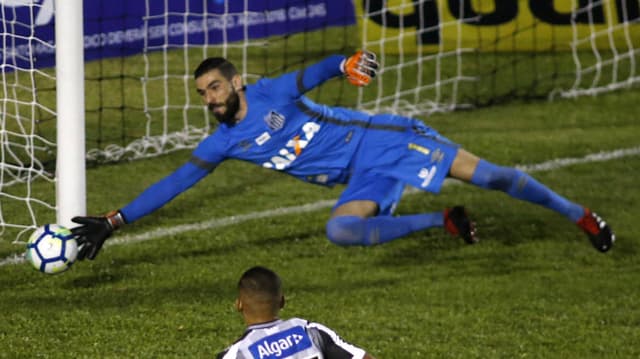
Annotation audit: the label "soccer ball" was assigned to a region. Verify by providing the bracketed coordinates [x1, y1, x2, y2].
[26, 224, 78, 274]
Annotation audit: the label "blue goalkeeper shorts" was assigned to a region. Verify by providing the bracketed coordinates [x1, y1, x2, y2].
[333, 114, 459, 215]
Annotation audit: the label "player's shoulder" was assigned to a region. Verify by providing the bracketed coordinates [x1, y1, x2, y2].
[305, 320, 337, 334]
[288, 317, 341, 341]
[277, 317, 313, 331]
[247, 74, 294, 99]
[194, 127, 229, 151]
[247, 77, 273, 93]
[215, 336, 244, 359]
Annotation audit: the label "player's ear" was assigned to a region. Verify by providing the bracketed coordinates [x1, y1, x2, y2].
[231, 74, 243, 92]
[279, 295, 285, 310]
[235, 297, 243, 312]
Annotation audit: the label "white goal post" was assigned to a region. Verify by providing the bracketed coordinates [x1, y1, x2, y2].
[54, 0, 86, 229]
[0, 0, 84, 240]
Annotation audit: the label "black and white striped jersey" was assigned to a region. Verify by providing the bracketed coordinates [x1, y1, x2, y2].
[216, 318, 367, 359]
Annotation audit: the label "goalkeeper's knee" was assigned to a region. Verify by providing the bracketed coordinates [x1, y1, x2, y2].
[326, 216, 369, 246]
[471, 160, 523, 194]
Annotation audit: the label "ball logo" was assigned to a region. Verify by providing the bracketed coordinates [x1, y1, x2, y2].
[249, 326, 312, 359]
[0, 0, 54, 25]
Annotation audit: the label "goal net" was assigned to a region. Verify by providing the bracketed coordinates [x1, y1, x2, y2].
[1, 0, 57, 240]
[561, 0, 640, 98]
[356, 0, 640, 116]
[0, 0, 638, 241]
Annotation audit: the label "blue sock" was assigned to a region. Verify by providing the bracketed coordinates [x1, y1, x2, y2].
[325, 213, 443, 246]
[470, 159, 584, 221]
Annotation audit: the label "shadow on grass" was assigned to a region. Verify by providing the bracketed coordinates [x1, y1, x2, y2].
[4, 276, 234, 313]
[96, 227, 327, 269]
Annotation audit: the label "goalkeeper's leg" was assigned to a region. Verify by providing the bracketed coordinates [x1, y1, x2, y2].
[326, 204, 476, 246]
[326, 201, 444, 246]
[451, 148, 615, 252]
[325, 175, 474, 246]
[450, 149, 585, 221]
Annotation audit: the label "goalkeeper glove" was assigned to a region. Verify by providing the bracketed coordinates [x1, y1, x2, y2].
[71, 210, 126, 260]
[341, 50, 378, 87]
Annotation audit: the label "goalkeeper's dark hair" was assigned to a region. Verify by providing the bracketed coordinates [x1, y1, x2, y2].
[194, 57, 238, 80]
[238, 266, 282, 301]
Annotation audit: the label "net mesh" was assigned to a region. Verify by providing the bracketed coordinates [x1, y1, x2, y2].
[1, 2, 57, 239]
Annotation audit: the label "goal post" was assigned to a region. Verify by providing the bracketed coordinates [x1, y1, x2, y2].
[54, 0, 86, 228]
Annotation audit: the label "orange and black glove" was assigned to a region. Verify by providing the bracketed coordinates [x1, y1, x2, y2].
[341, 50, 379, 87]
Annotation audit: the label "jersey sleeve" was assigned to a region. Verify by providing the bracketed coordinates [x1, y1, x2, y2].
[119, 132, 226, 223]
[216, 342, 242, 359]
[257, 55, 345, 100]
[118, 158, 214, 223]
[309, 322, 367, 359]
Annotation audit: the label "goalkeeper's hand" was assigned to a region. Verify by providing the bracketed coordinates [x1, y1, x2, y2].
[341, 50, 378, 87]
[71, 210, 126, 260]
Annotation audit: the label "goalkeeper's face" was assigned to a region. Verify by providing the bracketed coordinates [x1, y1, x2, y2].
[211, 87, 240, 126]
[196, 70, 242, 126]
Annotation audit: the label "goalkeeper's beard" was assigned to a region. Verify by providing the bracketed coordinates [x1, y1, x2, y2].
[210, 88, 241, 126]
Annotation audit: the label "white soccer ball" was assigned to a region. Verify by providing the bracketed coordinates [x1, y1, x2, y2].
[26, 224, 78, 274]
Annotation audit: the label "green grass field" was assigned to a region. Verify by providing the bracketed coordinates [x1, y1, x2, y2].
[2, 25, 640, 358]
[1, 89, 639, 358]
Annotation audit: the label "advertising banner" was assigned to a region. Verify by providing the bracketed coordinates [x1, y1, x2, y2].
[0, 0, 355, 69]
[355, 0, 640, 53]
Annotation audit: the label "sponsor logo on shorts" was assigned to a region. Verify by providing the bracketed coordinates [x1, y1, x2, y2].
[248, 326, 312, 359]
[408, 142, 430, 155]
[418, 166, 437, 188]
[430, 148, 444, 163]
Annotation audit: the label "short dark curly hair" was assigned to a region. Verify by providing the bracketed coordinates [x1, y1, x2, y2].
[193, 57, 238, 80]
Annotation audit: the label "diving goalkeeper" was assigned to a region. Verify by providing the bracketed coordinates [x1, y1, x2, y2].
[71, 50, 615, 259]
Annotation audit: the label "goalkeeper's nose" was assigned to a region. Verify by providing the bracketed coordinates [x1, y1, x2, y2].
[204, 90, 217, 105]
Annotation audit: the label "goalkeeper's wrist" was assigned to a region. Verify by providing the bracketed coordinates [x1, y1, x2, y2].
[339, 58, 346, 74]
[105, 210, 126, 230]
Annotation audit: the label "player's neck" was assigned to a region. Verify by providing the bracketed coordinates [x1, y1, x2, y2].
[233, 91, 248, 124]
[244, 314, 279, 327]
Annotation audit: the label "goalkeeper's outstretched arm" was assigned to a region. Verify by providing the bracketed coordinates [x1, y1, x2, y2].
[71, 158, 215, 260]
[274, 50, 379, 99]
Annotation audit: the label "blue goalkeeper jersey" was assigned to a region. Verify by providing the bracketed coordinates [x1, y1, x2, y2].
[192, 75, 370, 187]
[120, 55, 364, 222]
[120, 55, 443, 223]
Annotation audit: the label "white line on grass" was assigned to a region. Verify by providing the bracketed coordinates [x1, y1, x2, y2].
[2, 146, 639, 267]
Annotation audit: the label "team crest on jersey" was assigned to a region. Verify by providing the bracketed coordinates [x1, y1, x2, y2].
[248, 326, 312, 359]
[264, 111, 285, 131]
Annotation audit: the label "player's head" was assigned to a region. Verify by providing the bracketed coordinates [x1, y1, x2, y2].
[235, 266, 285, 324]
[194, 57, 242, 126]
